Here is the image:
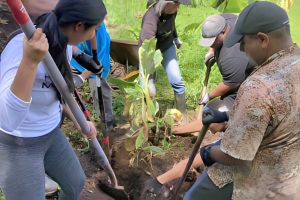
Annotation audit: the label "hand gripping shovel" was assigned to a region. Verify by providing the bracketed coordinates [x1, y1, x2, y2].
[196, 59, 213, 120]
[6, 1, 128, 199]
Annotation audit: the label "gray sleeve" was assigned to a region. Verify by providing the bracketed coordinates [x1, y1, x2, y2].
[138, 9, 158, 47]
[219, 56, 248, 87]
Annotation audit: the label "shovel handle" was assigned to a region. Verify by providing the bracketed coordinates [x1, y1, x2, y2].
[197, 64, 212, 120]
[171, 124, 209, 199]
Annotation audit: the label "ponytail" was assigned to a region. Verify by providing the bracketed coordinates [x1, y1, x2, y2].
[36, 12, 74, 92]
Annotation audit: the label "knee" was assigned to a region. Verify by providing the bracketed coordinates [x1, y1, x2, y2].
[172, 81, 185, 94]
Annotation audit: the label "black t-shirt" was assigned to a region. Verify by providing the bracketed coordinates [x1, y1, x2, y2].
[215, 14, 255, 99]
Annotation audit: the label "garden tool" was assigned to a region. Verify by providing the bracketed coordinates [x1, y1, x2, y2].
[171, 124, 209, 199]
[171, 99, 228, 199]
[96, 75, 112, 161]
[196, 57, 214, 120]
[5, 1, 128, 199]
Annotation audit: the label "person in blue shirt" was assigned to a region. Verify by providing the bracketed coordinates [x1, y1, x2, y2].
[71, 22, 115, 131]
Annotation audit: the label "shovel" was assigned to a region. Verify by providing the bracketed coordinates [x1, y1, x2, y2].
[170, 124, 209, 199]
[96, 75, 112, 160]
[74, 89, 129, 199]
[6, 0, 128, 199]
[171, 99, 228, 199]
[196, 57, 214, 120]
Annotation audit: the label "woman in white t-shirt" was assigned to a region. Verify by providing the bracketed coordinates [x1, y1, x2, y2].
[0, 0, 106, 199]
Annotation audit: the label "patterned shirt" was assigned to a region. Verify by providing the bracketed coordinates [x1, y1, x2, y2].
[221, 45, 300, 200]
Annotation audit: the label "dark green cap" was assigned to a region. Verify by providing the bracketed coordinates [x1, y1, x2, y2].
[224, 1, 289, 48]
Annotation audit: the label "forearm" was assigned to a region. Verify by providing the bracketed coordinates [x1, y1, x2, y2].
[81, 70, 93, 80]
[91, 35, 97, 51]
[209, 82, 234, 99]
[11, 58, 38, 102]
[209, 145, 243, 166]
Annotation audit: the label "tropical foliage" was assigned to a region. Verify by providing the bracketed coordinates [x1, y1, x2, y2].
[209, 0, 294, 13]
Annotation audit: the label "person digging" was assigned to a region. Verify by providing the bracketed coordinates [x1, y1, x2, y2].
[140, 98, 234, 199]
[139, 0, 191, 124]
[185, 2, 300, 199]
[173, 13, 255, 135]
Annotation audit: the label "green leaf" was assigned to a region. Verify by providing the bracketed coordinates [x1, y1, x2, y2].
[210, 0, 294, 13]
[143, 146, 165, 156]
[108, 76, 136, 91]
[135, 129, 144, 149]
[153, 50, 164, 69]
[139, 39, 163, 77]
[164, 115, 174, 126]
[124, 85, 144, 100]
[183, 22, 201, 33]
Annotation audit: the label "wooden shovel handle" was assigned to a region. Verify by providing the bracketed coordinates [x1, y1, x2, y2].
[196, 65, 212, 120]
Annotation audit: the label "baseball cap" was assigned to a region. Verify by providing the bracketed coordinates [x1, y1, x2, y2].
[199, 15, 226, 47]
[224, 1, 289, 48]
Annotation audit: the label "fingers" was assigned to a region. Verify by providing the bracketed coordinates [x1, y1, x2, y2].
[23, 28, 49, 64]
[85, 121, 97, 140]
[29, 28, 43, 42]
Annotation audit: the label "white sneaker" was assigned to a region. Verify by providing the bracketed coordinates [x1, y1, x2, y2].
[45, 175, 58, 196]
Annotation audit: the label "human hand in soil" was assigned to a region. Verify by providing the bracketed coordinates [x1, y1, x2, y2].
[23, 28, 48, 66]
[84, 121, 97, 139]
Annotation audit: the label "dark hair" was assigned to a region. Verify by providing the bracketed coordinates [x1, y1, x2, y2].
[35, 0, 107, 92]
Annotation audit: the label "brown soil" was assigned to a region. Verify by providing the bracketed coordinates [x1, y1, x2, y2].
[61, 114, 220, 200]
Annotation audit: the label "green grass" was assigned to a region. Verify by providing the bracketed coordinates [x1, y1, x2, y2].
[289, 1, 300, 44]
[105, 1, 221, 110]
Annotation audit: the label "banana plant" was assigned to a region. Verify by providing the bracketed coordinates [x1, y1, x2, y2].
[210, 0, 293, 12]
[138, 39, 163, 141]
[108, 39, 182, 166]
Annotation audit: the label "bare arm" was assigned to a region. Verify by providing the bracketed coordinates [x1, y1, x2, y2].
[209, 145, 244, 166]
[209, 82, 236, 99]
[91, 34, 97, 51]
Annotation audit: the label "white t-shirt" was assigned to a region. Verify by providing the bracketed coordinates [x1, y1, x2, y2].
[0, 33, 73, 137]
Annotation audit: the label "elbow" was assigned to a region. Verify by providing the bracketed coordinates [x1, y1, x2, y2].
[0, 90, 31, 132]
